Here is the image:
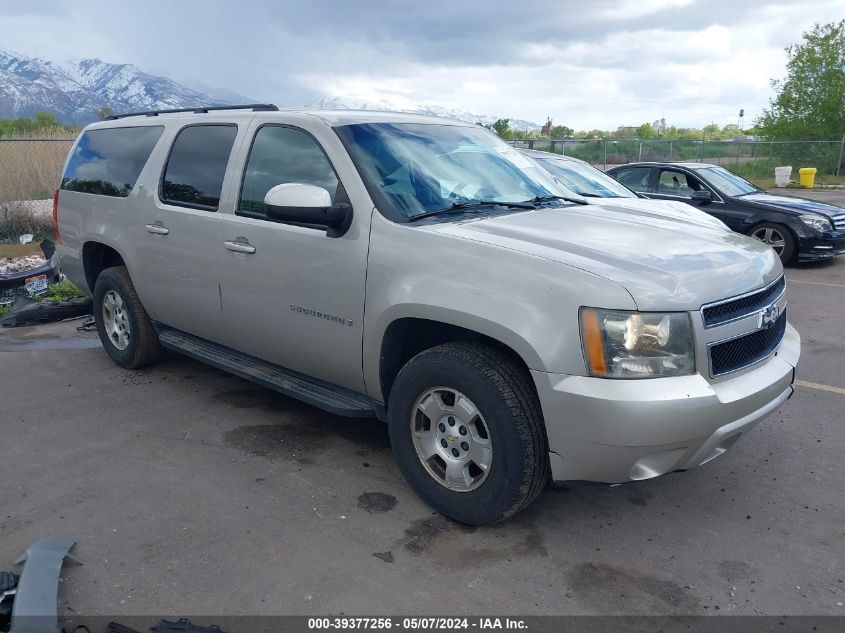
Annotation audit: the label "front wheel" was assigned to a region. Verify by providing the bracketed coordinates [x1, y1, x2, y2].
[387, 342, 549, 525]
[748, 222, 797, 264]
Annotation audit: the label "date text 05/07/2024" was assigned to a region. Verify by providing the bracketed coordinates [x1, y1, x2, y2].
[307, 617, 528, 630]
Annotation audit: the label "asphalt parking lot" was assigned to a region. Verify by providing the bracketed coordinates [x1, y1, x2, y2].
[1, 210, 843, 617]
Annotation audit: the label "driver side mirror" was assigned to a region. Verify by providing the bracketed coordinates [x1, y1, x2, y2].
[264, 183, 352, 237]
[691, 190, 712, 202]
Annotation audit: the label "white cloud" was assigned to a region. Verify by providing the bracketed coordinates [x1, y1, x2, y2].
[597, 0, 694, 19]
[1, 0, 844, 130]
[461, 81, 499, 95]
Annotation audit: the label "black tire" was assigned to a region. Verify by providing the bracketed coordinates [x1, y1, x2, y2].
[93, 266, 163, 369]
[387, 342, 549, 525]
[747, 222, 797, 264]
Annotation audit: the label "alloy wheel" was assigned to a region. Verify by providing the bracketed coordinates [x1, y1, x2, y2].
[751, 226, 786, 255]
[101, 289, 131, 351]
[410, 387, 493, 492]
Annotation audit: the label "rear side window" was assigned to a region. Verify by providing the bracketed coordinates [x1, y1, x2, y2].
[61, 126, 164, 197]
[238, 125, 339, 218]
[613, 167, 652, 192]
[161, 124, 238, 211]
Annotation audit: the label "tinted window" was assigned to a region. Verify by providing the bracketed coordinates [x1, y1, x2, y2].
[162, 125, 238, 210]
[613, 167, 652, 192]
[61, 126, 164, 197]
[657, 169, 706, 198]
[239, 126, 339, 218]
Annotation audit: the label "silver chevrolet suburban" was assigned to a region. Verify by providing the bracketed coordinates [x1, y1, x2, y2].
[55, 104, 800, 524]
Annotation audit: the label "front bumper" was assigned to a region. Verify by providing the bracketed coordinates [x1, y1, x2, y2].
[533, 322, 800, 483]
[797, 232, 845, 260]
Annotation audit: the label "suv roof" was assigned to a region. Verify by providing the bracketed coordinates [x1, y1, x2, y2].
[104, 103, 279, 120]
[95, 104, 477, 129]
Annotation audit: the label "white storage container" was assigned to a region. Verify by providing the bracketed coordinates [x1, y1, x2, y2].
[774, 166, 792, 187]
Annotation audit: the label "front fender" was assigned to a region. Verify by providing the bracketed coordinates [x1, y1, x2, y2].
[366, 304, 546, 403]
[361, 213, 636, 401]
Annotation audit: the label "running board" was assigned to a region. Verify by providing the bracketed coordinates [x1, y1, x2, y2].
[158, 328, 376, 418]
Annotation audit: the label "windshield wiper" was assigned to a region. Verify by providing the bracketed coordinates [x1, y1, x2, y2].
[408, 199, 536, 222]
[527, 194, 588, 206]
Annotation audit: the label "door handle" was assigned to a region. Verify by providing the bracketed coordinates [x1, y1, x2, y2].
[146, 223, 169, 235]
[223, 240, 256, 254]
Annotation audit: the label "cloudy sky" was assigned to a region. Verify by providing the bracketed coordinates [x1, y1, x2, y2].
[1, 0, 843, 129]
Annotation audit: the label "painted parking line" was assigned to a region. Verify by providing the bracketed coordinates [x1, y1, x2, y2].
[796, 379, 845, 396]
[786, 278, 845, 289]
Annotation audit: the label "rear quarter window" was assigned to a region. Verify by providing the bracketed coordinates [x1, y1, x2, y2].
[61, 126, 164, 197]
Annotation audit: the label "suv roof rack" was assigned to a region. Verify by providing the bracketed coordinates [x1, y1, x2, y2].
[105, 103, 279, 120]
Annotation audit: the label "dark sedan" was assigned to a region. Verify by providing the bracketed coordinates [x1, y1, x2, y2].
[606, 162, 845, 263]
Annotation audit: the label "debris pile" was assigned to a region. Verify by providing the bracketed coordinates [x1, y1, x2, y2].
[0, 255, 49, 276]
[0, 239, 60, 305]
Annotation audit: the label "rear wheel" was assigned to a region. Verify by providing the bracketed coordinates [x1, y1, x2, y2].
[93, 266, 163, 368]
[387, 342, 549, 525]
[748, 222, 796, 264]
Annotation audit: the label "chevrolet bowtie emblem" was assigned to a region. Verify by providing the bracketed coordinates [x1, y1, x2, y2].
[446, 434, 458, 442]
[760, 303, 780, 329]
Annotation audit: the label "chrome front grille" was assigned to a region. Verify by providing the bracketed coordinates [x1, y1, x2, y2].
[709, 311, 787, 377]
[701, 276, 785, 328]
[829, 211, 845, 231]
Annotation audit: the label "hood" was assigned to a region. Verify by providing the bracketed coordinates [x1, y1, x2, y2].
[740, 192, 845, 220]
[428, 205, 781, 311]
[585, 196, 730, 231]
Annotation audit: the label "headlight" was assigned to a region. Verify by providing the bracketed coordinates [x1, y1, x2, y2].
[799, 214, 832, 232]
[580, 308, 695, 378]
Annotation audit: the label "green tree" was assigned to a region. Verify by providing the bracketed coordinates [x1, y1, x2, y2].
[721, 123, 741, 137]
[98, 106, 114, 120]
[702, 123, 721, 138]
[635, 123, 655, 139]
[549, 125, 573, 139]
[33, 111, 57, 127]
[757, 21, 845, 140]
[490, 118, 512, 138]
[0, 112, 79, 137]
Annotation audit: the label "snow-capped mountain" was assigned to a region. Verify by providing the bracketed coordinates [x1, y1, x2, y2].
[0, 49, 540, 130]
[311, 95, 541, 131]
[0, 50, 251, 123]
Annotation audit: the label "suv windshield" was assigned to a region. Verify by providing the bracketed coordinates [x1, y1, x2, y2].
[535, 157, 635, 198]
[700, 166, 760, 197]
[335, 123, 565, 221]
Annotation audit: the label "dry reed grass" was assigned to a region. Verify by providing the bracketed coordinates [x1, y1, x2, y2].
[0, 136, 74, 203]
[0, 201, 54, 242]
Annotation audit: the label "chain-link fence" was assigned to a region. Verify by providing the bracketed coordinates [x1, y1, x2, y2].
[0, 138, 74, 243]
[508, 138, 845, 178]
